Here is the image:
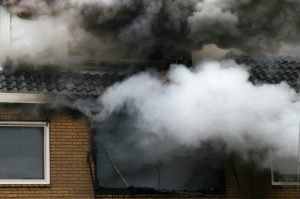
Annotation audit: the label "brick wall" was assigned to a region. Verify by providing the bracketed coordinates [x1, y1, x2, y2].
[0, 104, 299, 199]
[0, 105, 95, 199]
[225, 157, 300, 199]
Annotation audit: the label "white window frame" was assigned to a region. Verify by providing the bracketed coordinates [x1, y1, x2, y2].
[0, 121, 50, 185]
[270, 147, 300, 186]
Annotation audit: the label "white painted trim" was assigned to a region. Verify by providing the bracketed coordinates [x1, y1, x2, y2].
[0, 93, 50, 104]
[0, 121, 47, 126]
[0, 121, 50, 185]
[44, 122, 50, 184]
[272, 181, 300, 186]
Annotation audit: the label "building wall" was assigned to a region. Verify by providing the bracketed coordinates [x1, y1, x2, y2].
[0, 105, 95, 199]
[225, 157, 300, 199]
[0, 105, 299, 199]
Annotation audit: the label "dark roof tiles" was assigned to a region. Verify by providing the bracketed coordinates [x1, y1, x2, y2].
[0, 68, 125, 96]
[236, 56, 300, 90]
[1, 57, 300, 96]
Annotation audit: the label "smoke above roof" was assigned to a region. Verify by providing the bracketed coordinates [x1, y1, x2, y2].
[1, 0, 300, 65]
[1, 0, 300, 191]
[2, 0, 300, 186]
[1, 0, 299, 162]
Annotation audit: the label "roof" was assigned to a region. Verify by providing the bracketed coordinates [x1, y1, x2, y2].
[235, 56, 300, 90]
[0, 67, 125, 96]
[1, 56, 300, 98]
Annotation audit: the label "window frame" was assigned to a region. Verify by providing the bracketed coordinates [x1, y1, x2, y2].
[0, 121, 50, 185]
[270, 146, 300, 186]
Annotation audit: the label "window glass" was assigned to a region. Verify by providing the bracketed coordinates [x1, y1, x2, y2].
[0, 127, 44, 179]
[272, 156, 299, 184]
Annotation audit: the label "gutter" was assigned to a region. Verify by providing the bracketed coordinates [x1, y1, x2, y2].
[0, 93, 50, 104]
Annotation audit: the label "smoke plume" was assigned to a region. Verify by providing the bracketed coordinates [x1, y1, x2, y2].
[1, 0, 300, 190]
[1, 0, 300, 65]
[78, 60, 300, 161]
[64, 59, 300, 190]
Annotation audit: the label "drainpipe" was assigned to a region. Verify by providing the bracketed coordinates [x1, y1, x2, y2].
[87, 152, 97, 199]
[297, 121, 300, 197]
[231, 155, 242, 199]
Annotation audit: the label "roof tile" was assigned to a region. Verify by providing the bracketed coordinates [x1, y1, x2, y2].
[236, 56, 300, 90]
[0, 68, 125, 95]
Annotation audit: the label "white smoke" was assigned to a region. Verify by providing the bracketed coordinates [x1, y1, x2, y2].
[0, 1, 139, 66]
[92, 60, 300, 160]
[7, 14, 71, 65]
[1, 0, 300, 163]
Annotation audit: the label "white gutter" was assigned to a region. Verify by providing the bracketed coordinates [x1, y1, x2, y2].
[0, 93, 50, 104]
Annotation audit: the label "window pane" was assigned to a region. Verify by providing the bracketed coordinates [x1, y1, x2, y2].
[0, 127, 44, 179]
[273, 156, 299, 183]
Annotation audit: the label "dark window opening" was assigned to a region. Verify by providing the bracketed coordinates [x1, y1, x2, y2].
[92, 113, 225, 195]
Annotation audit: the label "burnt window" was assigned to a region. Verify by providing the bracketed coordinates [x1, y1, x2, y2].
[92, 114, 225, 195]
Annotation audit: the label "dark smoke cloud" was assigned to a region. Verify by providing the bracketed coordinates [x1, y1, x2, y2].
[2, 0, 299, 188]
[1, 0, 300, 66]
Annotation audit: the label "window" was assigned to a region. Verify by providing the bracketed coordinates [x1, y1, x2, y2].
[0, 122, 50, 184]
[271, 146, 300, 185]
[271, 155, 300, 185]
[92, 114, 225, 195]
